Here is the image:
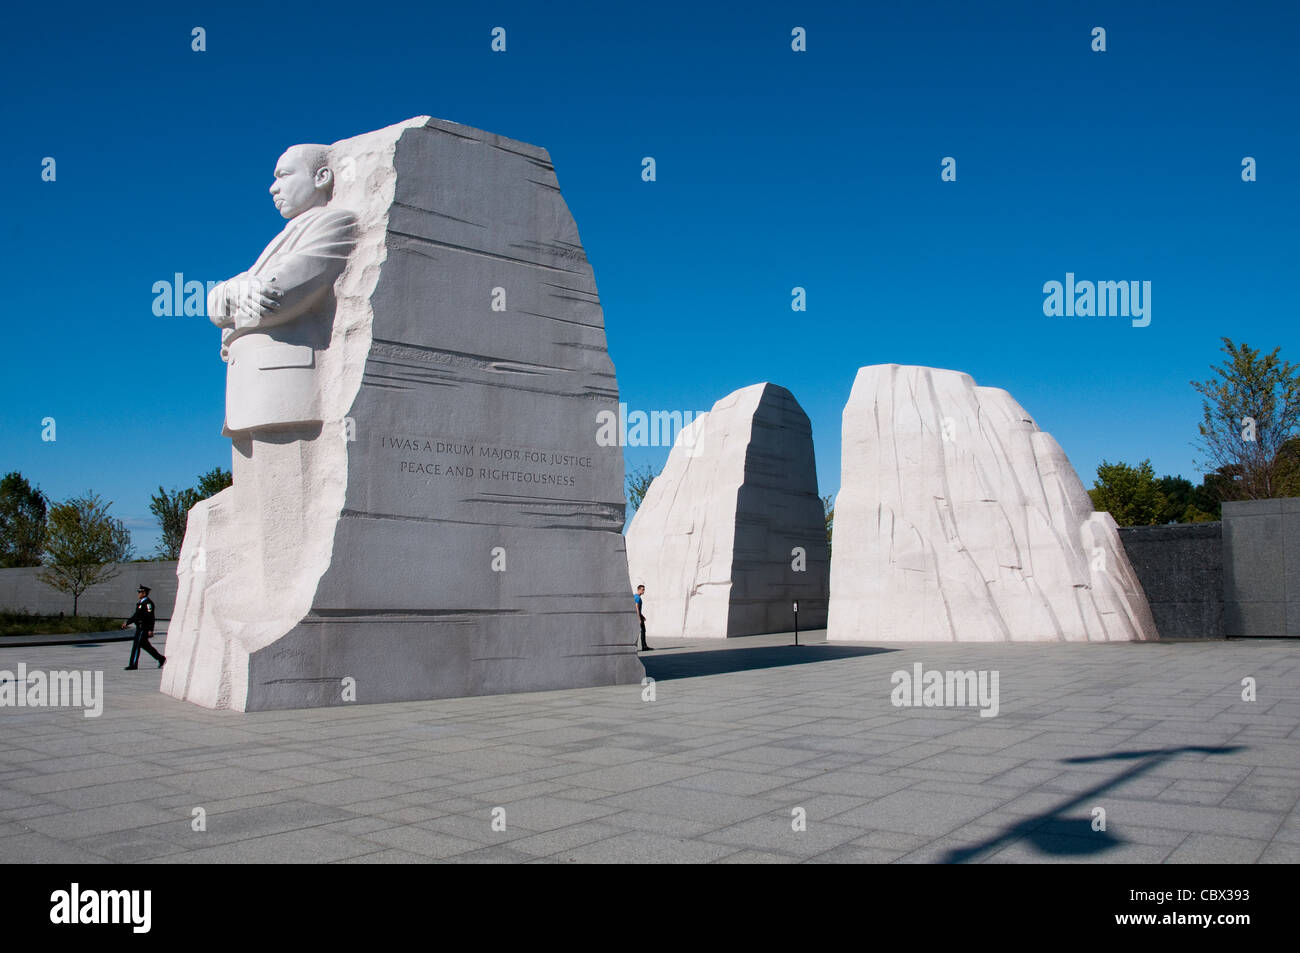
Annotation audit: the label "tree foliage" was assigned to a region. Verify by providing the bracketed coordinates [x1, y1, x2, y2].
[0, 471, 48, 567]
[1272, 436, 1300, 498]
[1155, 474, 1222, 523]
[1091, 462, 1227, 525]
[195, 466, 233, 498]
[37, 493, 133, 615]
[625, 464, 658, 514]
[149, 466, 233, 559]
[1088, 460, 1166, 527]
[149, 486, 202, 560]
[822, 493, 835, 556]
[1191, 337, 1300, 500]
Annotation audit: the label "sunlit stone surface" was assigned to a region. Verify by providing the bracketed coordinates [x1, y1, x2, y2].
[626, 383, 829, 639]
[162, 118, 643, 710]
[827, 364, 1157, 643]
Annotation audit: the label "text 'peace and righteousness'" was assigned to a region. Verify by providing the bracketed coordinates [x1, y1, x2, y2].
[380, 436, 594, 487]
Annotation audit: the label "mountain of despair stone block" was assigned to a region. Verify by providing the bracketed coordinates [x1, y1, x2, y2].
[828, 365, 1157, 642]
[162, 117, 644, 710]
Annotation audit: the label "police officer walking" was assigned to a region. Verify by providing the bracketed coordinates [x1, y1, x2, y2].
[121, 584, 165, 670]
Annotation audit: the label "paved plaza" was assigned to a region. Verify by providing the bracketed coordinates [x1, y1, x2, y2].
[1, 632, 1297, 863]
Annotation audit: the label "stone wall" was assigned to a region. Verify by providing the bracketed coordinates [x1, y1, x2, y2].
[4, 504, 1292, 641]
[0, 562, 178, 621]
[1119, 506, 1300, 640]
[1117, 524, 1223, 639]
[1221, 499, 1300, 637]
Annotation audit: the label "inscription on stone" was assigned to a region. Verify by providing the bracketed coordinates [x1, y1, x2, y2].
[380, 435, 593, 488]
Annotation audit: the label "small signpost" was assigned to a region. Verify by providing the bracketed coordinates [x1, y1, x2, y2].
[793, 600, 799, 646]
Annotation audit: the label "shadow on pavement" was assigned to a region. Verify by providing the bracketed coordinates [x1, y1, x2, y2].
[0, 632, 135, 649]
[941, 744, 1248, 863]
[642, 643, 895, 681]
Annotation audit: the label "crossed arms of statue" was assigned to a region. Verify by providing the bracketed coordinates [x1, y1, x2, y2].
[208, 208, 357, 356]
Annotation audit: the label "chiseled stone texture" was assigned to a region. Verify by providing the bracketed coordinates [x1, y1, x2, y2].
[162, 117, 643, 710]
[626, 383, 829, 638]
[828, 365, 1157, 642]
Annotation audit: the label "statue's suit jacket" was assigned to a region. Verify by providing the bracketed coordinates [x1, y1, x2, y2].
[208, 206, 357, 435]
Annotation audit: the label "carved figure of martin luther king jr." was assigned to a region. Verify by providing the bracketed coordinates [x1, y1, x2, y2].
[208, 144, 357, 435]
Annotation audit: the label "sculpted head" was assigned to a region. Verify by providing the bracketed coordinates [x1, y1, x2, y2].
[269, 144, 334, 219]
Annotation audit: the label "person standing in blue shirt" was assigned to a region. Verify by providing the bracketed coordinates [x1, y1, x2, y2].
[633, 584, 650, 652]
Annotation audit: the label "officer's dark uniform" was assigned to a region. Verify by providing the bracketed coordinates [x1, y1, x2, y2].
[123, 585, 165, 670]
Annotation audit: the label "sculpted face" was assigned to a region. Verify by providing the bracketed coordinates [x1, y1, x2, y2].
[269, 146, 332, 220]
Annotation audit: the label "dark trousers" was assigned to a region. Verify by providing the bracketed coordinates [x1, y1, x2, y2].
[638, 617, 647, 650]
[129, 627, 165, 667]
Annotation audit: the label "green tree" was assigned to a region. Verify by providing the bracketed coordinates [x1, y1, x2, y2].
[822, 493, 835, 557]
[37, 493, 133, 615]
[1191, 338, 1300, 500]
[1200, 466, 1239, 515]
[1272, 436, 1300, 498]
[625, 464, 658, 514]
[1088, 460, 1166, 527]
[149, 486, 201, 560]
[1155, 474, 1221, 523]
[0, 472, 48, 567]
[195, 466, 233, 498]
[149, 467, 233, 559]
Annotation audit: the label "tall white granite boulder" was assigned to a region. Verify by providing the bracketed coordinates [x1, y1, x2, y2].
[827, 365, 1157, 642]
[162, 117, 643, 710]
[626, 383, 829, 639]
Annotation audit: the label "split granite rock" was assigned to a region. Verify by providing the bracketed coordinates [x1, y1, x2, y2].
[625, 383, 830, 638]
[827, 364, 1157, 642]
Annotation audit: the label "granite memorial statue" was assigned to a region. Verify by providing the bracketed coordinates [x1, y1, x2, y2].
[162, 119, 643, 711]
[207, 144, 357, 434]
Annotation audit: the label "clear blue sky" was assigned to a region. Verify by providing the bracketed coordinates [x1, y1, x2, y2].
[1, 0, 1296, 555]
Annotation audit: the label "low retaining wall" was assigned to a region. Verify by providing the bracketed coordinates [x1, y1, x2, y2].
[1221, 499, 1300, 637]
[0, 562, 177, 621]
[1117, 523, 1223, 639]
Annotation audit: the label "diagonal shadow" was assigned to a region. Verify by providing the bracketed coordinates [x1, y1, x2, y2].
[0, 632, 135, 649]
[642, 644, 895, 681]
[940, 744, 1247, 864]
